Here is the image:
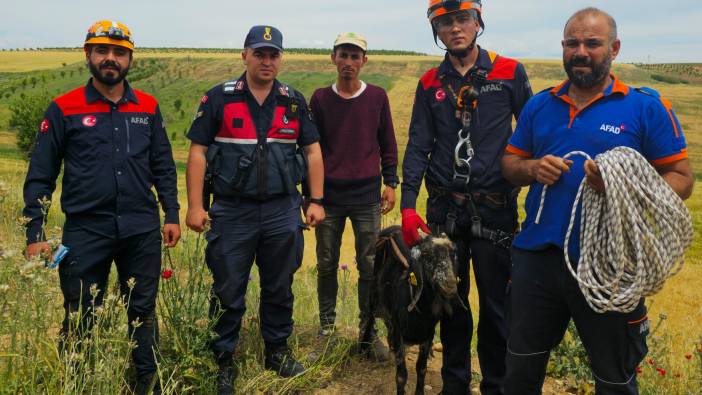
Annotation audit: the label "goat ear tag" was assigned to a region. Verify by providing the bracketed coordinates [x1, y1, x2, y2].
[411, 247, 421, 260]
[410, 272, 418, 286]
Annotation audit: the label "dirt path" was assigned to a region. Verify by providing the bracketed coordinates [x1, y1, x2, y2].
[314, 343, 574, 395]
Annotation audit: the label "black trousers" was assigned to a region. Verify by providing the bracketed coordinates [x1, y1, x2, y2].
[427, 194, 516, 395]
[315, 203, 381, 331]
[205, 194, 304, 357]
[505, 247, 649, 395]
[59, 226, 162, 378]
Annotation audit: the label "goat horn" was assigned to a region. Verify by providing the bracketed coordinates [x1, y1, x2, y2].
[389, 237, 410, 269]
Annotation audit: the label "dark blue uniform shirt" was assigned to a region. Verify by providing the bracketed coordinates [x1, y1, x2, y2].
[187, 73, 319, 148]
[401, 47, 533, 209]
[23, 79, 180, 243]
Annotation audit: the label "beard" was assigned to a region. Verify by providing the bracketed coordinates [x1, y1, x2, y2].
[564, 51, 612, 89]
[88, 60, 129, 86]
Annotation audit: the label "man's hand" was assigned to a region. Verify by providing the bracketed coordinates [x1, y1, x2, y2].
[306, 203, 325, 227]
[186, 207, 209, 233]
[163, 224, 181, 248]
[584, 160, 605, 193]
[381, 187, 396, 214]
[401, 208, 431, 247]
[25, 241, 51, 260]
[531, 155, 574, 185]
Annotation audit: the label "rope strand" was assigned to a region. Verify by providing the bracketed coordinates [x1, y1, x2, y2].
[540, 147, 693, 313]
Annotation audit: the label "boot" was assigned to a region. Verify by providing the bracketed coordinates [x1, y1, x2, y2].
[134, 374, 160, 395]
[265, 345, 305, 377]
[358, 318, 390, 362]
[216, 357, 238, 395]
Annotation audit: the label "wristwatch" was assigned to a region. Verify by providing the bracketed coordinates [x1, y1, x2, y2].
[309, 197, 324, 206]
[385, 181, 398, 189]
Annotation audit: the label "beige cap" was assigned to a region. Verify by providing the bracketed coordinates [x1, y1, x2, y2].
[333, 32, 367, 51]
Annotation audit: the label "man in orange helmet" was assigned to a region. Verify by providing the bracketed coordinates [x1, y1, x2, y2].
[401, 1, 532, 393]
[23, 20, 180, 395]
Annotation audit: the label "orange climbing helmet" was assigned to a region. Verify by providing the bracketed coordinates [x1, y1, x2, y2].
[84, 20, 134, 51]
[427, 0, 484, 29]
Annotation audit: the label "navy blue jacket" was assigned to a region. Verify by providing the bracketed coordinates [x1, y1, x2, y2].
[401, 48, 533, 209]
[23, 80, 179, 243]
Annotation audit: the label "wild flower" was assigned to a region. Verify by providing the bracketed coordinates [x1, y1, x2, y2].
[340, 264, 348, 271]
[685, 354, 692, 360]
[162, 269, 173, 279]
[127, 277, 136, 289]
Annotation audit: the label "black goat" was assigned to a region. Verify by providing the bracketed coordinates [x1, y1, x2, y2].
[371, 226, 464, 395]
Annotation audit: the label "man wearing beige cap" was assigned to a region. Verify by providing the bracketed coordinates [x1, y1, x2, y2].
[309, 32, 398, 361]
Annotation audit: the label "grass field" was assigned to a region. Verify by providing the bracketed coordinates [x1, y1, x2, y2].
[0, 50, 701, 394]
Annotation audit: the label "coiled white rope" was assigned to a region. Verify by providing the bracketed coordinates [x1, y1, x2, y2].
[536, 146, 694, 313]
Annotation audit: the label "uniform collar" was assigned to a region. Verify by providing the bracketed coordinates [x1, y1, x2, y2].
[84, 78, 139, 104]
[550, 74, 630, 98]
[236, 72, 287, 101]
[438, 46, 494, 78]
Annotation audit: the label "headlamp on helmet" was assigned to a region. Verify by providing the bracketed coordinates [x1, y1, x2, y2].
[84, 20, 134, 51]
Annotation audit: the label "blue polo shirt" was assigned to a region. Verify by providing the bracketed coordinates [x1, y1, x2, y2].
[506, 75, 687, 258]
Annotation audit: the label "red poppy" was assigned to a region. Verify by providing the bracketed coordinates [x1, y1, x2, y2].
[162, 269, 173, 279]
[685, 354, 693, 360]
[657, 368, 666, 376]
[648, 359, 655, 365]
[635, 366, 642, 374]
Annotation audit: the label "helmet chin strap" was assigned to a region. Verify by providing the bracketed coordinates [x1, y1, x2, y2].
[435, 30, 478, 67]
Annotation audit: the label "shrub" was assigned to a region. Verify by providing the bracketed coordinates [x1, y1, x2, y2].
[8, 94, 52, 159]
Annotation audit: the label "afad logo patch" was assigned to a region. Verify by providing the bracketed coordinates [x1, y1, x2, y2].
[40, 119, 49, 133]
[600, 123, 625, 135]
[82, 115, 97, 127]
[435, 88, 447, 102]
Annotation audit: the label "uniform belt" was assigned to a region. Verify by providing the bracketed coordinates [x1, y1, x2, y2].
[428, 185, 515, 249]
[429, 185, 512, 209]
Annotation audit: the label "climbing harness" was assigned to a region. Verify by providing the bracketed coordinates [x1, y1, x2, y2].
[537, 147, 693, 313]
[447, 82, 480, 189]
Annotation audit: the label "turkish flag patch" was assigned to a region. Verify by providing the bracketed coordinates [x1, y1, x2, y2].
[82, 115, 97, 127]
[201, 95, 208, 104]
[40, 119, 49, 133]
[435, 88, 447, 102]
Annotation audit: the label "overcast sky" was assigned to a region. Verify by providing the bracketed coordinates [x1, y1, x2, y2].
[1, 0, 700, 63]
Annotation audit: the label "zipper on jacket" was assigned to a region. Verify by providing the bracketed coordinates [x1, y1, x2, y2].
[125, 119, 131, 153]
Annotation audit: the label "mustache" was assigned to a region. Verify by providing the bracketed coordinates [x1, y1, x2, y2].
[99, 61, 120, 71]
[569, 56, 592, 68]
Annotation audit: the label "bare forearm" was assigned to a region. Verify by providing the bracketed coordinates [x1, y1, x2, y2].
[502, 153, 537, 187]
[304, 143, 324, 198]
[662, 171, 694, 200]
[655, 159, 694, 200]
[186, 145, 207, 209]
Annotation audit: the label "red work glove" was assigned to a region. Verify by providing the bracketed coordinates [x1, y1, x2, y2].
[401, 208, 431, 247]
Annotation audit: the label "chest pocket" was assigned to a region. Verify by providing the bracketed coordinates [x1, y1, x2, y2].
[124, 115, 152, 156]
[65, 114, 110, 161]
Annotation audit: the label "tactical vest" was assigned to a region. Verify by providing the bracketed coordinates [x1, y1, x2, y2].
[211, 80, 306, 200]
